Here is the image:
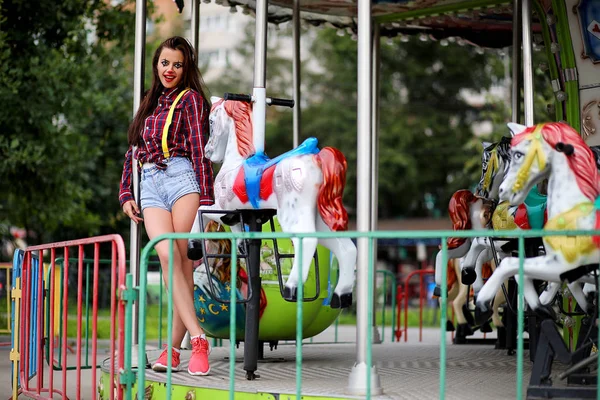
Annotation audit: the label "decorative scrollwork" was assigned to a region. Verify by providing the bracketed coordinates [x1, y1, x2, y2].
[581, 100, 599, 137]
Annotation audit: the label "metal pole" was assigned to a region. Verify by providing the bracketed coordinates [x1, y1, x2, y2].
[370, 23, 382, 345]
[252, 0, 268, 154]
[130, 0, 147, 347]
[347, 0, 383, 394]
[292, 0, 301, 148]
[521, 0, 535, 125]
[190, 0, 200, 56]
[511, 0, 522, 123]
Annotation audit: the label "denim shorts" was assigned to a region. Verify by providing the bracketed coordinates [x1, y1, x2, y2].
[140, 157, 200, 212]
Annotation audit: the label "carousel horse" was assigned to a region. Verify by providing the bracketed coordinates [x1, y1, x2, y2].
[432, 137, 511, 339]
[434, 136, 511, 294]
[187, 97, 357, 309]
[476, 122, 600, 316]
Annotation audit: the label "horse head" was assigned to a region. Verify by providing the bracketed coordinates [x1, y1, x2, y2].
[205, 97, 231, 163]
[499, 122, 598, 206]
[476, 135, 512, 199]
[205, 97, 255, 164]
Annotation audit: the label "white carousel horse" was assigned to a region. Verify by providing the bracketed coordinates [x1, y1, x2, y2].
[187, 97, 357, 308]
[476, 122, 600, 315]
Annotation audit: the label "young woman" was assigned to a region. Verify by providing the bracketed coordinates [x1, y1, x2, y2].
[119, 36, 214, 376]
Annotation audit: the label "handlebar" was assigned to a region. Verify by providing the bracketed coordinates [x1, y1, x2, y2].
[223, 92, 295, 108]
[223, 92, 252, 103]
[267, 97, 295, 108]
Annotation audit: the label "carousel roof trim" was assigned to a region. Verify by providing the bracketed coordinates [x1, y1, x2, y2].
[218, 0, 541, 48]
[374, 0, 511, 23]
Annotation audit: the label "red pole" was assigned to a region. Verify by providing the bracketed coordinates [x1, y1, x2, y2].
[116, 240, 125, 400]
[62, 247, 69, 399]
[419, 272, 424, 342]
[395, 285, 403, 341]
[109, 242, 116, 400]
[76, 245, 84, 400]
[21, 253, 31, 390]
[403, 272, 410, 343]
[37, 249, 44, 394]
[92, 243, 99, 400]
[49, 249, 55, 398]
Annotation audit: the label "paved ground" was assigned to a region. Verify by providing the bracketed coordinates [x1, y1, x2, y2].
[0, 326, 578, 399]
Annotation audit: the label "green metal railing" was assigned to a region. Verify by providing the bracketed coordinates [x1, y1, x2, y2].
[125, 228, 600, 400]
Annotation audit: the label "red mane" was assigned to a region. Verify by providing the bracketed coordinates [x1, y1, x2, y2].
[446, 189, 477, 249]
[223, 100, 254, 158]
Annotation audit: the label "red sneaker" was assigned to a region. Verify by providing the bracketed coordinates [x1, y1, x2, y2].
[188, 337, 211, 376]
[152, 347, 181, 372]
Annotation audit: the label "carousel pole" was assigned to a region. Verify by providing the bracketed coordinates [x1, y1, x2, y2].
[521, 0, 535, 125]
[241, 0, 269, 380]
[180, 0, 201, 351]
[190, 0, 200, 55]
[252, 0, 268, 153]
[370, 22, 382, 345]
[292, 0, 301, 148]
[511, 0, 522, 123]
[348, 0, 383, 394]
[130, 0, 147, 350]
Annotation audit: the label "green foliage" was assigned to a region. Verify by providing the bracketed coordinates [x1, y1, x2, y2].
[209, 26, 555, 218]
[0, 1, 559, 252]
[0, 0, 152, 249]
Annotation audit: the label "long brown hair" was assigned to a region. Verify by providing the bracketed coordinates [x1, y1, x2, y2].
[127, 36, 211, 145]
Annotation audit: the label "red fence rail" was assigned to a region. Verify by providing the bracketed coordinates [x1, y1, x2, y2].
[395, 268, 435, 343]
[11, 235, 126, 400]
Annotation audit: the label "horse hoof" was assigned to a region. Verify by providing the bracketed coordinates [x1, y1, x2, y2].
[187, 240, 204, 261]
[282, 286, 297, 302]
[474, 303, 492, 325]
[433, 286, 442, 297]
[456, 323, 474, 337]
[461, 268, 477, 286]
[331, 293, 352, 309]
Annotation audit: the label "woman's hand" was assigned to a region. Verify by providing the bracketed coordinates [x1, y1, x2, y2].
[122, 200, 143, 224]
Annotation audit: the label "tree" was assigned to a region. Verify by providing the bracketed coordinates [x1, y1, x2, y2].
[207, 23, 560, 219]
[0, 0, 149, 248]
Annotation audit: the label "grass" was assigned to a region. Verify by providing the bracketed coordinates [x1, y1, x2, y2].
[336, 306, 440, 328]
[57, 305, 442, 340]
[4, 295, 444, 340]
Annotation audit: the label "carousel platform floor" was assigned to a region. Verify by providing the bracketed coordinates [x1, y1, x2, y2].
[99, 327, 591, 399]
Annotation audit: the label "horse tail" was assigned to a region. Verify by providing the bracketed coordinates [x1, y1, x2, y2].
[446, 189, 476, 249]
[314, 147, 349, 231]
[481, 261, 493, 280]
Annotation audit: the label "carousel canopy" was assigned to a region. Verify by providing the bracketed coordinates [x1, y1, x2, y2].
[217, 0, 544, 48]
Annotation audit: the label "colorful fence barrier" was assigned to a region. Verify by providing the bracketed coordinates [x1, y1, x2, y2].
[10, 235, 127, 400]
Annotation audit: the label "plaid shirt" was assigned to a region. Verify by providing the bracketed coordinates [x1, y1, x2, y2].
[119, 87, 214, 206]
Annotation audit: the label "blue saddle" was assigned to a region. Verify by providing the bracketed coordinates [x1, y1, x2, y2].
[243, 137, 320, 208]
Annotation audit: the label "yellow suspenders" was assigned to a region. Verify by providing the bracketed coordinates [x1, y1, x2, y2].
[161, 88, 190, 159]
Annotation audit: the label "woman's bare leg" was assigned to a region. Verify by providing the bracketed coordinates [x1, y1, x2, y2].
[144, 193, 202, 348]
